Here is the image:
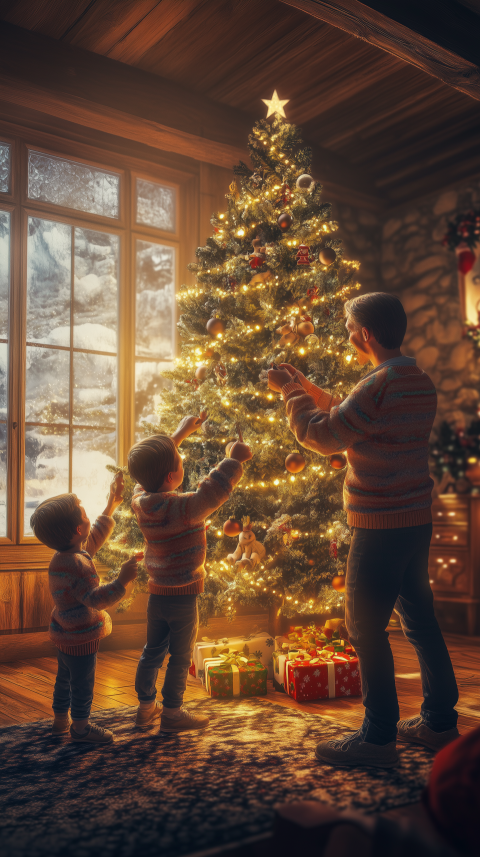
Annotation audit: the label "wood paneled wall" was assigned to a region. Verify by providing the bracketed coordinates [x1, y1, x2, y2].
[199, 162, 233, 245]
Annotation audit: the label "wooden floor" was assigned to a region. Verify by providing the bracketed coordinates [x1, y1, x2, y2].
[0, 630, 479, 730]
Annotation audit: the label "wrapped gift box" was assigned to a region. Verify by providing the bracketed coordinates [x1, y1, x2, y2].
[191, 632, 275, 682]
[284, 652, 361, 703]
[204, 655, 268, 698]
[281, 619, 347, 651]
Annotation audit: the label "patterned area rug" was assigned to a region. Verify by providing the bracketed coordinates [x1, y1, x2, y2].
[0, 698, 434, 857]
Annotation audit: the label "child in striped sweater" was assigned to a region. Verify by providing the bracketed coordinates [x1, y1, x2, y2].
[128, 413, 251, 733]
[30, 472, 143, 745]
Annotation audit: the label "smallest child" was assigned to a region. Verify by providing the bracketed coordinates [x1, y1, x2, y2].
[30, 472, 143, 745]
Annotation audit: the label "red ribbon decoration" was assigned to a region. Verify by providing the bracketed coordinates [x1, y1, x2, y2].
[185, 378, 199, 391]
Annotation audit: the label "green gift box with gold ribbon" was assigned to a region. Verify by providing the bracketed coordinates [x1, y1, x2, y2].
[204, 654, 268, 698]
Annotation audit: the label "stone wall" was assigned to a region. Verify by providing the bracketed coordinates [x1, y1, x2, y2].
[334, 202, 383, 297]
[381, 183, 480, 428]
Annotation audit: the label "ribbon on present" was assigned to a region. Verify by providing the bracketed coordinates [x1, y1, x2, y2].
[204, 652, 259, 695]
[204, 656, 243, 695]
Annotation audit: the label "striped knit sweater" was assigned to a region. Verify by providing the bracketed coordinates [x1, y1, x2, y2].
[48, 515, 126, 655]
[282, 364, 437, 529]
[132, 457, 243, 595]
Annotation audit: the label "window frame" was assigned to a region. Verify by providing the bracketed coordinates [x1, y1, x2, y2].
[0, 125, 197, 557]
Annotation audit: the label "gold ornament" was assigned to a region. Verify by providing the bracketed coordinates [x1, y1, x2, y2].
[228, 180, 239, 200]
[332, 574, 346, 593]
[262, 90, 289, 119]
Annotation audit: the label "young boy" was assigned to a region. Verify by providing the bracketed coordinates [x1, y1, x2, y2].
[128, 413, 251, 733]
[30, 472, 143, 745]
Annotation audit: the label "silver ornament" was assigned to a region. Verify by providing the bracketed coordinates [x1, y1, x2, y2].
[296, 174, 313, 190]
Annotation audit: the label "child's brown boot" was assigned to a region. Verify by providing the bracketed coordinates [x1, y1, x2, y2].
[70, 723, 114, 744]
[160, 706, 209, 733]
[52, 713, 71, 735]
[135, 702, 162, 731]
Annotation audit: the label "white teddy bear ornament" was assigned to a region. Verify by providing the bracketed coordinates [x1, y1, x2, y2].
[227, 515, 266, 570]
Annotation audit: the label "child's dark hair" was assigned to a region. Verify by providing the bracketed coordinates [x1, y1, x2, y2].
[30, 493, 83, 551]
[128, 435, 177, 493]
[344, 292, 407, 349]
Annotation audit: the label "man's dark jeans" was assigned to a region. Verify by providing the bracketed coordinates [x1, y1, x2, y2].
[52, 650, 97, 720]
[135, 593, 198, 709]
[346, 523, 458, 745]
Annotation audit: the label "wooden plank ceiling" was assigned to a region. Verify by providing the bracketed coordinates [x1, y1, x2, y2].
[1, 0, 479, 207]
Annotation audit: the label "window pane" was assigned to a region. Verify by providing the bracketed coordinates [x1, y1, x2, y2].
[0, 210, 10, 338]
[24, 425, 69, 535]
[0, 424, 6, 537]
[72, 428, 116, 523]
[27, 217, 71, 344]
[135, 360, 172, 428]
[0, 342, 7, 419]
[73, 352, 116, 427]
[135, 240, 175, 359]
[0, 143, 11, 194]
[136, 178, 175, 231]
[25, 346, 70, 424]
[74, 228, 118, 353]
[28, 150, 119, 219]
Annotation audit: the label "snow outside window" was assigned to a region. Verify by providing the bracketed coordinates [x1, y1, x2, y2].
[135, 238, 175, 436]
[24, 217, 118, 533]
[28, 151, 120, 219]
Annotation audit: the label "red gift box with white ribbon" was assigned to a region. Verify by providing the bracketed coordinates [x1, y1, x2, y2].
[284, 653, 361, 702]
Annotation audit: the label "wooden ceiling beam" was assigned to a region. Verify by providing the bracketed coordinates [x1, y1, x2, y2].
[278, 0, 480, 100]
[0, 22, 384, 207]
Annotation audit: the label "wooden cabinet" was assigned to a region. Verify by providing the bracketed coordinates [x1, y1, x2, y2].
[429, 494, 480, 635]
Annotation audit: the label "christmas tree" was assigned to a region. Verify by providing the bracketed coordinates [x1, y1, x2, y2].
[99, 95, 364, 626]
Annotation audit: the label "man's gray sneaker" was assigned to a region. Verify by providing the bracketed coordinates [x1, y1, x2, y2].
[315, 730, 398, 768]
[397, 716, 460, 751]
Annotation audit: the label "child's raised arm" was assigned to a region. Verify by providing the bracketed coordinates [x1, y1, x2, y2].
[84, 471, 125, 557]
[187, 427, 251, 523]
[171, 410, 208, 447]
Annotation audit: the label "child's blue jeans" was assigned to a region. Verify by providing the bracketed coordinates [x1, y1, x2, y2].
[53, 649, 97, 720]
[135, 593, 198, 709]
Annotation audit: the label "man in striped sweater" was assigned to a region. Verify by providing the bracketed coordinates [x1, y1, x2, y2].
[128, 415, 251, 734]
[268, 292, 459, 768]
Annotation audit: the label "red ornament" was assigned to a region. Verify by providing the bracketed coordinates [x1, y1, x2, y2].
[185, 378, 199, 391]
[307, 285, 319, 300]
[329, 452, 347, 470]
[296, 244, 313, 266]
[285, 452, 306, 473]
[329, 539, 338, 559]
[457, 249, 476, 274]
[277, 212, 292, 231]
[223, 517, 242, 537]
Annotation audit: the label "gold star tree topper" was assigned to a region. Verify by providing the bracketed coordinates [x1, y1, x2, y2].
[262, 90, 289, 119]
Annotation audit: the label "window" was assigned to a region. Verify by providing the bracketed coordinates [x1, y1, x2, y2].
[28, 151, 120, 219]
[0, 208, 10, 537]
[0, 138, 185, 546]
[24, 219, 119, 529]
